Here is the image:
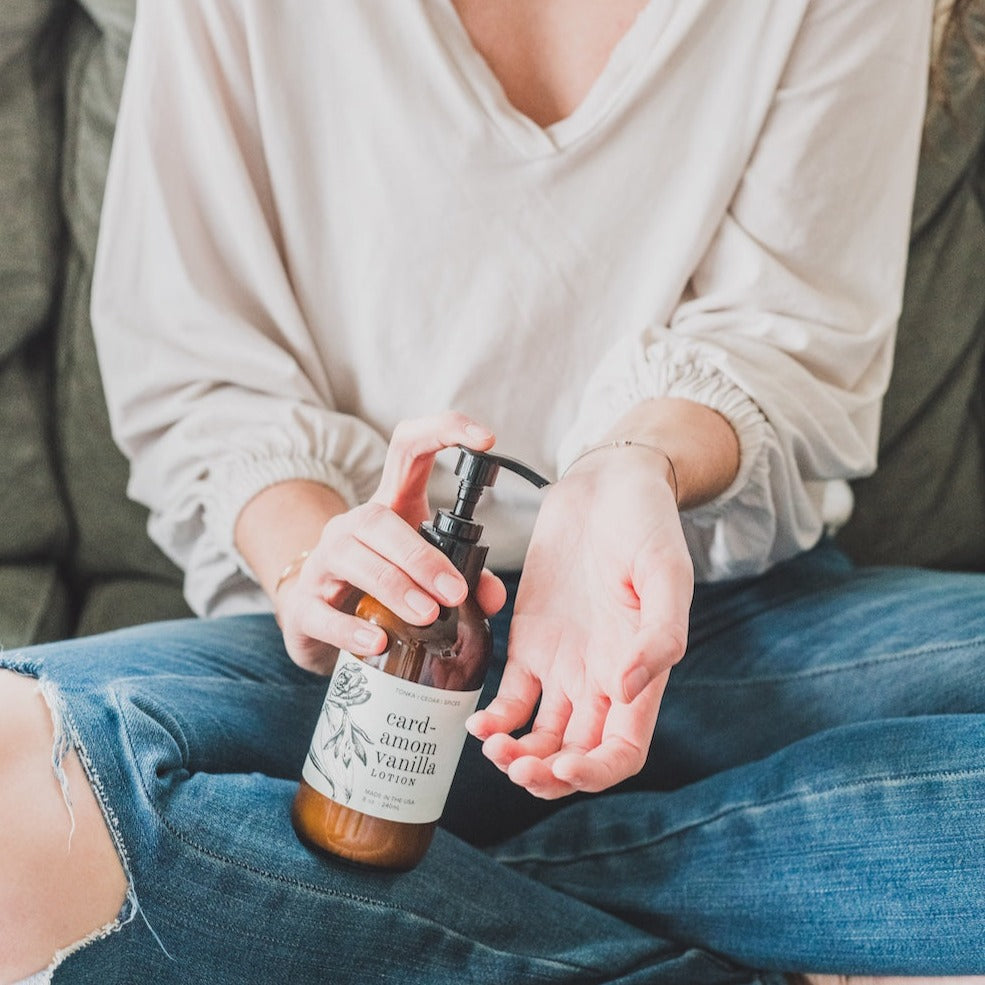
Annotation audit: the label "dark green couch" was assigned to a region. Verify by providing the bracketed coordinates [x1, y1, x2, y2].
[1, 1, 983, 648]
[1, 0, 192, 645]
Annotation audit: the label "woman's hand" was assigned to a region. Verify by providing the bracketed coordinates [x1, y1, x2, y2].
[467, 444, 694, 799]
[274, 413, 508, 673]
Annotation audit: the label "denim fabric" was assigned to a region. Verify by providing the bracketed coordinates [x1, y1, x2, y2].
[4, 542, 983, 982]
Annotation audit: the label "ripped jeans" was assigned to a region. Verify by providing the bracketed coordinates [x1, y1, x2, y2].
[4, 542, 984, 984]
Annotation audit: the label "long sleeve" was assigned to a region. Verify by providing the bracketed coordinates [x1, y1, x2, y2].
[91, 1, 388, 615]
[557, 0, 933, 581]
[92, 0, 936, 607]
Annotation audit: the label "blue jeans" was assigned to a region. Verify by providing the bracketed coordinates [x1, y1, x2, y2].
[4, 542, 984, 982]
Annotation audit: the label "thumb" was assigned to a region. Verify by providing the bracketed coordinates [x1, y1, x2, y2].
[618, 545, 693, 702]
[620, 621, 688, 703]
[371, 413, 494, 524]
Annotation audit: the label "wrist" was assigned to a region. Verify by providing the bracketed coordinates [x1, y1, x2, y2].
[234, 479, 348, 600]
[567, 398, 739, 509]
[271, 549, 313, 628]
[562, 440, 679, 504]
[274, 549, 312, 595]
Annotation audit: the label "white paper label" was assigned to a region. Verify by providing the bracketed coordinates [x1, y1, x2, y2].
[302, 651, 482, 824]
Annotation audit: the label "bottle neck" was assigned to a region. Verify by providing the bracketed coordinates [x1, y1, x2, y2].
[419, 518, 487, 598]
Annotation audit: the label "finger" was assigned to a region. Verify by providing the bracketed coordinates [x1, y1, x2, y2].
[475, 569, 507, 617]
[323, 534, 446, 626]
[507, 754, 579, 800]
[558, 688, 610, 755]
[552, 673, 667, 791]
[482, 688, 573, 770]
[372, 413, 495, 523]
[285, 603, 388, 671]
[620, 545, 692, 701]
[352, 503, 469, 606]
[506, 690, 612, 796]
[465, 661, 540, 740]
[282, 640, 340, 677]
[298, 602, 388, 656]
[551, 736, 646, 793]
[479, 732, 523, 772]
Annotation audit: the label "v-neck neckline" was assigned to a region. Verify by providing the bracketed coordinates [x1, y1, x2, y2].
[429, 0, 672, 157]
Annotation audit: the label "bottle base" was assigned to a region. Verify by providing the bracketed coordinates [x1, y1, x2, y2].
[291, 779, 435, 871]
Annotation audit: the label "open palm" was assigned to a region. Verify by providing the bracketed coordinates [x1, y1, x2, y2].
[468, 450, 693, 798]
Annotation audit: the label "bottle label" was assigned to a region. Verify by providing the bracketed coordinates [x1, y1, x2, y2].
[302, 651, 482, 824]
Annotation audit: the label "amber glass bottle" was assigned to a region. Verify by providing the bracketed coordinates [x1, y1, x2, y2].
[292, 591, 491, 869]
[292, 448, 548, 870]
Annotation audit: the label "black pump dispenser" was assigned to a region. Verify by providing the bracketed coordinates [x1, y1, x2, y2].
[420, 447, 550, 594]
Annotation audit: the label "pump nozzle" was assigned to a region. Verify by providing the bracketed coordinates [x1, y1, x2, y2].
[451, 447, 550, 521]
[419, 447, 550, 592]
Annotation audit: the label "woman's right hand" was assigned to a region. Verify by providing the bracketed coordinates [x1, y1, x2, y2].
[274, 413, 508, 674]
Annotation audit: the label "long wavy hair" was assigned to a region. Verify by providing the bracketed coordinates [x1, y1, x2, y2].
[931, 0, 985, 102]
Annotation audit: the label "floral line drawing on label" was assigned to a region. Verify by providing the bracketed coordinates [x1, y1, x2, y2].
[306, 662, 375, 804]
[303, 652, 483, 823]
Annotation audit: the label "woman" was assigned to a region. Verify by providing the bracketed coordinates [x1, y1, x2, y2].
[1, 1, 982, 982]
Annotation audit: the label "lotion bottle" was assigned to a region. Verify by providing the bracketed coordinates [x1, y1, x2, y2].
[292, 447, 549, 870]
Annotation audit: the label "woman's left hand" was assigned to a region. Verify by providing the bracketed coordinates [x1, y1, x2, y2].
[466, 444, 694, 799]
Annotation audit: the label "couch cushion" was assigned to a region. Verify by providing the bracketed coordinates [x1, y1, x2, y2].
[0, 562, 73, 648]
[54, 2, 185, 589]
[77, 0, 134, 38]
[0, 0, 71, 563]
[0, 352, 68, 559]
[838, 15, 985, 570]
[75, 577, 192, 639]
[0, 0, 64, 358]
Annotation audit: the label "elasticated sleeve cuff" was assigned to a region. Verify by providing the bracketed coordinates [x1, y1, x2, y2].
[557, 329, 770, 520]
[202, 453, 363, 580]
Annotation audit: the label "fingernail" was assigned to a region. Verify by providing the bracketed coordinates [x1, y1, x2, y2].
[404, 588, 437, 618]
[435, 572, 465, 603]
[465, 423, 493, 440]
[623, 665, 653, 702]
[353, 627, 383, 652]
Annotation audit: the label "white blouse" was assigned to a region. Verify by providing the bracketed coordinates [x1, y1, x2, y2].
[91, 0, 931, 616]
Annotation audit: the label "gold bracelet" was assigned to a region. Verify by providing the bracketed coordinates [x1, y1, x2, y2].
[562, 440, 679, 504]
[274, 549, 311, 594]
